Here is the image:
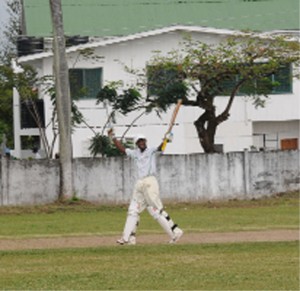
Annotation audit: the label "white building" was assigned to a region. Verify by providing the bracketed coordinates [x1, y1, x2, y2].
[13, 26, 300, 158]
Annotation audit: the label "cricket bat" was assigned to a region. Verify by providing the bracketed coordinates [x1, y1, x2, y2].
[161, 99, 182, 152]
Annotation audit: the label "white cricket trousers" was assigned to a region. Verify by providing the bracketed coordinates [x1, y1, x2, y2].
[122, 176, 179, 242]
[132, 175, 163, 211]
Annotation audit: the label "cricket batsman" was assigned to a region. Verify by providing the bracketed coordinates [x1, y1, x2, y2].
[108, 129, 183, 245]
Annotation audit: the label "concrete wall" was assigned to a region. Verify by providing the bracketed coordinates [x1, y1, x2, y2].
[0, 158, 59, 206]
[0, 150, 299, 206]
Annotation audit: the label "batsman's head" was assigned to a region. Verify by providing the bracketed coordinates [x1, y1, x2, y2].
[135, 134, 147, 151]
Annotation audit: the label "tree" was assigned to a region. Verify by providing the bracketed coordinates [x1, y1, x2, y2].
[168, 36, 299, 152]
[49, 0, 73, 199]
[1, 0, 24, 60]
[0, 66, 14, 148]
[0, 61, 40, 150]
[0, 0, 22, 148]
[90, 82, 154, 157]
[98, 34, 300, 153]
[38, 75, 85, 159]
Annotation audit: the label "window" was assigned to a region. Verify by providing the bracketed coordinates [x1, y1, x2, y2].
[21, 99, 45, 129]
[219, 63, 292, 95]
[69, 68, 102, 99]
[269, 64, 292, 94]
[21, 135, 40, 150]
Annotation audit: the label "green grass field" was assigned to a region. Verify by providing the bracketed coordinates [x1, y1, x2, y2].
[0, 192, 299, 290]
[0, 192, 298, 238]
[0, 242, 298, 290]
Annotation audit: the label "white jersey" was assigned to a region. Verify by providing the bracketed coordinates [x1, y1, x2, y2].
[125, 147, 157, 179]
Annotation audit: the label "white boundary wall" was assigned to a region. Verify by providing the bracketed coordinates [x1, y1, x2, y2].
[0, 150, 299, 206]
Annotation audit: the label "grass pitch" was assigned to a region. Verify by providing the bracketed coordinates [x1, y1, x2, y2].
[0, 242, 298, 290]
[0, 192, 298, 238]
[0, 192, 298, 290]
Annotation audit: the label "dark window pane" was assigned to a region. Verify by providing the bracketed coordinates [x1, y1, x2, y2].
[69, 68, 102, 99]
[219, 63, 292, 96]
[21, 99, 45, 129]
[84, 68, 102, 99]
[272, 64, 292, 93]
[21, 136, 40, 150]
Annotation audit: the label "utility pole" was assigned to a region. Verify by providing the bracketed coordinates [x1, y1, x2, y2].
[49, 0, 73, 200]
[20, 0, 26, 35]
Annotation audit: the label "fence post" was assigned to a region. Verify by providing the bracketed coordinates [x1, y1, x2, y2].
[243, 149, 250, 196]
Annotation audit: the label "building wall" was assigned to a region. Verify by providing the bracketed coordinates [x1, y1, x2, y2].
[253, 120, 300, 150]
[37, 31, 227, 157]
[248, 80, 300, 121]
[15, 30, 300, 157]
[1, 150, 299, 206]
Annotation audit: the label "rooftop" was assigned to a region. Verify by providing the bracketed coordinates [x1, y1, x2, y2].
[24, 0, 300, 37]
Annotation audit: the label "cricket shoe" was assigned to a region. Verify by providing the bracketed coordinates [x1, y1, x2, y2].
[169, 228, 183, 244]
[116, 235, 136, 245]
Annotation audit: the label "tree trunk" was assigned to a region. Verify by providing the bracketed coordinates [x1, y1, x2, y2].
[49, 0, 73, 200]
[194, 109, 218, 153]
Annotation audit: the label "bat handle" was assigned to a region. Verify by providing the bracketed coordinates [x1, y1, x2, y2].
[161, 138, 168, 152]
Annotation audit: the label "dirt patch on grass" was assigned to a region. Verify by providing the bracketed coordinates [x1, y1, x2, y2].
[0, 229, 298, 251]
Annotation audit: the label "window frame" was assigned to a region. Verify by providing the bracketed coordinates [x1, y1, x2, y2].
[69, 67, 103, 100]
[218, 63, 293, 96]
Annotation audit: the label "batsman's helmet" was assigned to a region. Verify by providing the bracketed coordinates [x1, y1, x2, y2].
[134, 134, 147, 144]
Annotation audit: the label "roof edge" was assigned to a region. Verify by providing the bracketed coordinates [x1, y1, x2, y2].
[18, 25, 299, 63]
[17, 25, 240, 63]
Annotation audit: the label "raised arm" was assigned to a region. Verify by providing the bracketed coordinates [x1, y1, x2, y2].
[108, 128, 126, 154]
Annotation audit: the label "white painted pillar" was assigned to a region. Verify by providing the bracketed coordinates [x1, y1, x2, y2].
[13, 88, 22, 158]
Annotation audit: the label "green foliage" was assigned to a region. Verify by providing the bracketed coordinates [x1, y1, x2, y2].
[96, 85, 117, 103]
[0, 63, 38, 101]
[97, 85, 142, 115]
[147, 64, 188, 110]
[0, 63, 37, 148]
[0, 0, 21, 59]
[179, 36, 298, 103]
[71, 102, 84, 126]
[88, 133, 124, 157]
[0, 67, 14, 147]
[44, 78, 84, 127]
[15, 65, 39, 99]
[117, 88, 142, 114]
